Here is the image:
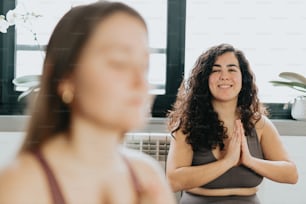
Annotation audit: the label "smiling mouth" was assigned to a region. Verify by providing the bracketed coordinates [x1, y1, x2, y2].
[218, 84, 233, 88]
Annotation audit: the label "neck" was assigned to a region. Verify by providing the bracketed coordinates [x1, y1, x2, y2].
[212, 99, 239, 123]
[62, 114, 125, 167]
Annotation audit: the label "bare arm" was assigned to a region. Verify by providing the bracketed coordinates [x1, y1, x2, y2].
[166, 130, 241, 192]
[240, 117, 298, 184]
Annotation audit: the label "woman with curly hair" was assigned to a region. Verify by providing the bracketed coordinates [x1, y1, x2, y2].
[166, 44, 298, 203]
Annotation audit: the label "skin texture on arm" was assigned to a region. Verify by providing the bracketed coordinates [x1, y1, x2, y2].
[166, 129, 241, 192]
[240, 116, 298, 184]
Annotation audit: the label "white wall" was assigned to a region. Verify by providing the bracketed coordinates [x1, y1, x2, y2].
[257, 136, 306, 204]
[0, 132, 24, 168]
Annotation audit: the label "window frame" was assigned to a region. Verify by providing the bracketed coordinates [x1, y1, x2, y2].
[151, 0, 186, 117]
[0, 0, 26, 114]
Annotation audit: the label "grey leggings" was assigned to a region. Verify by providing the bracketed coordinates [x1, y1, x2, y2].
[180, 192, 261, 204]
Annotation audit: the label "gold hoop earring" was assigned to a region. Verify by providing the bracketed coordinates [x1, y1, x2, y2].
[62, 90, 74, 104]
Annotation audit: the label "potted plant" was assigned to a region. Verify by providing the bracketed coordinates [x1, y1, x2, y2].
[270, 72, 306, 121]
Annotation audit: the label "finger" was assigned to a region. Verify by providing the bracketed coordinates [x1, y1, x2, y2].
[239, 120, 245, 136]
[233, 120, 238, 134]
[231, 124, 237, 139]
[237, 120, 243, 136]
[240, 127, 248, 150]
[236, 120, 243, 142]
[235, 119, 240, 131]
[234, 130, 241, 144]
[234, 120, 240, 138]
[240, 122, 248, 147]
[233, 128, 238, 141]
[241, 132, 247, 148]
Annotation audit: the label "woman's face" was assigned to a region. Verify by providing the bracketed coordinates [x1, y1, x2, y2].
[208, 52, 242, 103]
[70, 12, 149, 131]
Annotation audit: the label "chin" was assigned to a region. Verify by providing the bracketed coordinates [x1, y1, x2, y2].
[214, 96, 238, 102]
[121, 120, 146, 132]
[121, 113, 147, 132]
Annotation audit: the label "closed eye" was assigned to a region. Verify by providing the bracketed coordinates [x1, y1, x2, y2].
[211, 65, 222, 73]
[227, 64, 239, 70]
[108, 60, 127, 69]
[229, 68, 237, 72]
[211, 69, 221, 73]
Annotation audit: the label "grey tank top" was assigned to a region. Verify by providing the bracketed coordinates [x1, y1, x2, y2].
[192, 128, 264, 189]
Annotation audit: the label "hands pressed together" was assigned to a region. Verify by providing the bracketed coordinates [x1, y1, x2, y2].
[223, 120, 254, 168]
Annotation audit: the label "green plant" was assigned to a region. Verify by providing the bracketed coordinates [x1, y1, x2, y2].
[270, 72, 306, 93]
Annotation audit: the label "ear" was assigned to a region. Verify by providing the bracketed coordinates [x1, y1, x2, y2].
[57, 78, 75, 99]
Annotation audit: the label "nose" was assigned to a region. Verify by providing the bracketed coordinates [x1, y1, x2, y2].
[219, 70, 229, 80]
[133, 68, 149, 92]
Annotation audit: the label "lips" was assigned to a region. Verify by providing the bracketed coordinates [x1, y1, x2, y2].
[217, 84, 233, 88]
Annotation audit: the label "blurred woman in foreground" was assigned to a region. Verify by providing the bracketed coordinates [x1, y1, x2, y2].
[0, 1, 175, 204]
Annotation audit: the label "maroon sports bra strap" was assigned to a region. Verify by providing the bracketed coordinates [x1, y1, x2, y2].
[121, 155, 143, 197]
[32, 149, 66, 204]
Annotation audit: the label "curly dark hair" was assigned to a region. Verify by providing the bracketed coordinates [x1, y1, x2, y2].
[167, 44, 267, 151]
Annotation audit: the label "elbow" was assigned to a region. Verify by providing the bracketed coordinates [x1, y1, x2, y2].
[289, 167, 299, 184]
[286, 162, 299, 184]
[287, 172, 298, 184]
[291, 175, 298, 185]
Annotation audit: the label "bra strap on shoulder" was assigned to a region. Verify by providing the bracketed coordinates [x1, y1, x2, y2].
[32, 148, 66, 204]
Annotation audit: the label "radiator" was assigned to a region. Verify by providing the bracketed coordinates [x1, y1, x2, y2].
[124, 132, 171, 171]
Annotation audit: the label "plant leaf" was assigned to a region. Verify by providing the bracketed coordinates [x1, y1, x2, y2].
[17, 87, 33, 101]
[269, 80, 306, 93]
[17, 86, 40, 101]
[12, 75, 40, 88]
[279, 72, 306, 84]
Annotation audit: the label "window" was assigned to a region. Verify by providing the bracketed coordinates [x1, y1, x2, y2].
[0, 0, 185, 116]
[0, 0, 17, 114]
[185, 0, 306, 103]
[15, 0, 167, 94]
[4, 0, 298, 118]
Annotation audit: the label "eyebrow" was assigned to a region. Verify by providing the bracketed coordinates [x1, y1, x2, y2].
[213, 63, 239, 68]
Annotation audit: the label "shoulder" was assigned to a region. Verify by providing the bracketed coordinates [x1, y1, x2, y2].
[120, 147, 163, 175]
[171, 129, 191, 148]
[119, 147, 175, 203]
[258, 115, 278, 133]
[254, 115, 275, 129]
[254, 115, 278, 141]
[0, 152, 49, 204]
[119, 147, 166, 189]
